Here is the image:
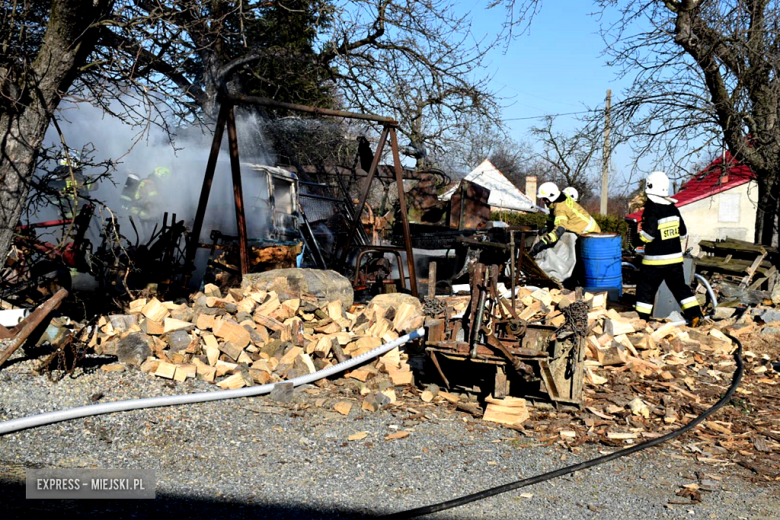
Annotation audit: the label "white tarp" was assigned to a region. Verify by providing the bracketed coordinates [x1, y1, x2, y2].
[441, 159, 540, 213]
[535, 233, 578, 282]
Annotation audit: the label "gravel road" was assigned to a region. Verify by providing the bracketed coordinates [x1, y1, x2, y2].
[0, 349, 777, 519]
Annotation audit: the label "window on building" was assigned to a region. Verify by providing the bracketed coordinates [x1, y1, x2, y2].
[718, 193, 740, 223]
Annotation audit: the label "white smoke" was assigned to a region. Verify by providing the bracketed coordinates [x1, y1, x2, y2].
[29, 99, 282, 289]
[37, 100, 276, 243]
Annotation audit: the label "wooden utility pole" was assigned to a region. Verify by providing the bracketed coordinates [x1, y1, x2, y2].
[601, 89, 612, 216]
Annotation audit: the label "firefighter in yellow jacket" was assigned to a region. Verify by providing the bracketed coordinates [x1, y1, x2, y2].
[531, 182, 600, 255]
[129, 167, 170, 222]
[51, 150, 98, 219]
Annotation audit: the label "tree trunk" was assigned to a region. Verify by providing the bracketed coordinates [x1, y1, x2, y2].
[753, 172, 775, 245]
[771, 175, 780, 247]
[0, 0, 112, 263]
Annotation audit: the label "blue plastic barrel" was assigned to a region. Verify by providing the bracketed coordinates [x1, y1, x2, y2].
[580, 233, 623, 299]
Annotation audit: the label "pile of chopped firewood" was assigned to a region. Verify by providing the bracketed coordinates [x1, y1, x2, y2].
[424, 285, 779, 433]
[403, 286, 780, 481]
[89, 283, 424, 396]
[81, 275, 780, 478]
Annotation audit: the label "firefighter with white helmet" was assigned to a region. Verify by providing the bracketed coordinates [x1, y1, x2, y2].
[531, 181, 600, 255]
[563, 186, 579, 202]
[50, 148, 97, 218]
[634, 171, 703, 326]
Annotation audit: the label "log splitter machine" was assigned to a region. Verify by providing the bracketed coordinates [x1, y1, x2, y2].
[425, 263, 587, 407]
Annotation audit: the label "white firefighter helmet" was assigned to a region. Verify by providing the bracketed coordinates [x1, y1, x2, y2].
[58, 149, 81, 168]
[562, 186, 579, 201]
[645, 171, 670, 197]
[537, 182, 560, 202]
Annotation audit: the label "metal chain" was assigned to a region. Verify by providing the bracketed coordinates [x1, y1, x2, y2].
[37, 336, 86, 382]
[423, 296, 446, 317]
[556, 300, 589, 339]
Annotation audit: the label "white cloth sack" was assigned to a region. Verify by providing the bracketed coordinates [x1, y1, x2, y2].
[535, 233, 578, 282]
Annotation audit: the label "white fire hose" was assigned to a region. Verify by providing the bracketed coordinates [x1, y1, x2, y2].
[0, 328, 425, 436]
[0, 277, 719, 435]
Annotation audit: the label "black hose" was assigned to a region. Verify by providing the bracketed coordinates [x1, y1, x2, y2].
[381, 333, 743, 519]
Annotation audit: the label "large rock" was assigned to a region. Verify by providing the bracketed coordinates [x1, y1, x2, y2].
[269, 381, 295, 403]
[757, 309, 780, 324]
[369, 293, 422, 313]
[242, 269, 353, 308]
[713, 307, 736, 320]
[165, 329, 192, 351]
[116, 333, 152, 366]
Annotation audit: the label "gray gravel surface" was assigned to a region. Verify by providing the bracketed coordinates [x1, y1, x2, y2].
[0, 348, 777, 520]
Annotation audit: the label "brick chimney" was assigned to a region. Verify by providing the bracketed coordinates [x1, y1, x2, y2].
[526, 175, 537, 207]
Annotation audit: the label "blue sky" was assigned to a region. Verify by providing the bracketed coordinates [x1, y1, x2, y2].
[463, 2, 638, 191]
[477, 3, 620, 128]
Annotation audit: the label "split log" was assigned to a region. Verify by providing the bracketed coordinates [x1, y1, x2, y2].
[217, 371, 252, 389]
[219, 341, 244, 362]
[483, 396, 529, 425]
[154, 362, 177, 379]
[597, 345, 627, 366]
[164, 318, 195, 333]
[213, 319, 250, 349]
[142, 298, 170, 322]
[604, 317, 635, 336]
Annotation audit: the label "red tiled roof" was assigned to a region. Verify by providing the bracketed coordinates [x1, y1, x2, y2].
[624, 152, 755, 222]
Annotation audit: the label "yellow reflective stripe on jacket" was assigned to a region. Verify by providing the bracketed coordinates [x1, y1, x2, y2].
[635, 302, 653, 313]
[642, 253, 683, 265]
[680, 296, 699, 310]
[567, 198, 589, 222]
[583, 217, 598, 233]
[639, 230, 654, 243]
[553, 215, 567, 226]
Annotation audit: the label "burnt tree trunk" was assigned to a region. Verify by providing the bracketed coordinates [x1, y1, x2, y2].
[0, 0, 112, 263]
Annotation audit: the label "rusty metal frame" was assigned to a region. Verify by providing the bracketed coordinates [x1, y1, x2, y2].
[225, 107, 250, 275]
[353, 247, 407, 291]
[186, 97, 416, 294]
[425, 262, 585, 406]
[337, 126, 418, 296]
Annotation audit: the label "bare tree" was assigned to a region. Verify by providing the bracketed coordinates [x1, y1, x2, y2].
[586, 0, 780, 245]
[0, 0, 544, 266]
[530, 116, 600, 204]
[489, 143, 529, 188]
[86, 1, 518, 145]
[328, 0, 504, 158]
[0, 0, 114, 268]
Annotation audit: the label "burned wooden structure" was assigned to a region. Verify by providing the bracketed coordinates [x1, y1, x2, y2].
[0, 289, 68, 369]
[185, 95, 417, 296]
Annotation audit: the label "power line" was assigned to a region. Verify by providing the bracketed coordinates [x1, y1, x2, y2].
[503, 109, 595, 121]
[498, 84, 585, 109]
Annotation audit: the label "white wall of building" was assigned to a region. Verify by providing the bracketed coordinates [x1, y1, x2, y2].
[680, 180, 759, 253]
